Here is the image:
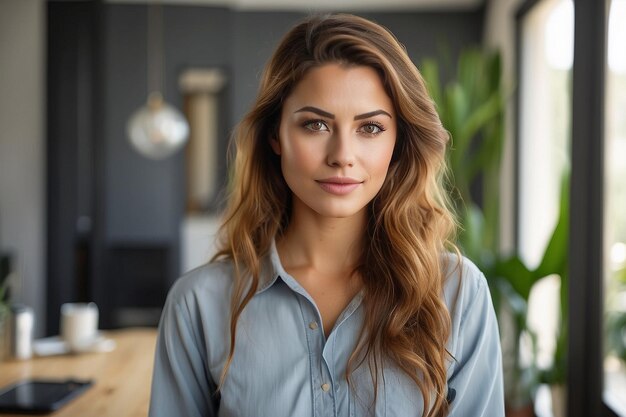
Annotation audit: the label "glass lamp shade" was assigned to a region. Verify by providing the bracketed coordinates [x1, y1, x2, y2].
[126, 93, 189, 160]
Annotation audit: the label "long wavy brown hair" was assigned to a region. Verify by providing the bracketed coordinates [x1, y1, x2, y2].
[212, 13, 459, 417]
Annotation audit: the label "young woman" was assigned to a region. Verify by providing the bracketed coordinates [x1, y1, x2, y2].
[149, 14, 504, 417]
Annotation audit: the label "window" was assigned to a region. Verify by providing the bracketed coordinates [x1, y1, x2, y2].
[603, 1, 626, 414]
[517, 2, 573, 415]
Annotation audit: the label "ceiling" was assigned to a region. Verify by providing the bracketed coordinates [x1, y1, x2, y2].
[105, 0, 484, 12]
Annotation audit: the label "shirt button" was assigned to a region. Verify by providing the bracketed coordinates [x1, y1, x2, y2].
[321, 383, 330, 392]
[309, 321, 319, 330]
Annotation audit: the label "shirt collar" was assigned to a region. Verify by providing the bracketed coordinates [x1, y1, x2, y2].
[256, 239, 285, 294]
[255, 240, 366, 317]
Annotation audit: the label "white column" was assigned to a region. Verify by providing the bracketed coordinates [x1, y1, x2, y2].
[179, 69, 227, 212]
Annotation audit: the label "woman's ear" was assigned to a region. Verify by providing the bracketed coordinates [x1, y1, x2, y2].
[270, 136, 281, 155]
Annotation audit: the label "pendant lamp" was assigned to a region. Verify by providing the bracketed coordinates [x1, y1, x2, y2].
[127, 2, 189, 160]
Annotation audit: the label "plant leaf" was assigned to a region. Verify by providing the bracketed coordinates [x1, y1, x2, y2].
[534, 173, 570, 278]
[493, 256, 535, 301]
[420, 59, 443, 109]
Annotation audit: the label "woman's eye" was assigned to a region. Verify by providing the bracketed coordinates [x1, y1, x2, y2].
[303, 120, 328, 132]
[360, 123, 384, 135]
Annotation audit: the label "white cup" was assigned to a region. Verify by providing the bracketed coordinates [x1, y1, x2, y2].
[60, 302, 99, 352]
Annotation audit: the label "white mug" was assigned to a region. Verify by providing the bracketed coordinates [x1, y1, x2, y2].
[60, 302, 99, 352]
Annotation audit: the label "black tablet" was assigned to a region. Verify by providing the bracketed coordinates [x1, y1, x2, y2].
[0, 379, 93, 414]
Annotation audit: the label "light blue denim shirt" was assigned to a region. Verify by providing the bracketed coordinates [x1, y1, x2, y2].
[148, 242, 504, 417]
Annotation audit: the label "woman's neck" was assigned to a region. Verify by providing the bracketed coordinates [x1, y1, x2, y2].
[277, 200, 366, 275]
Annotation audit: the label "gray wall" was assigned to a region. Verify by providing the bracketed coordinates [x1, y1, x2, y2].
[0, 0, 46, 336]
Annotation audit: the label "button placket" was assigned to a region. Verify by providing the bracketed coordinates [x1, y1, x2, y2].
[317, 340, 334, 397]
[298, 297, 332, 416]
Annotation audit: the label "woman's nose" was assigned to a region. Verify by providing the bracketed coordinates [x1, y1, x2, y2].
[326, 130, 355, 168]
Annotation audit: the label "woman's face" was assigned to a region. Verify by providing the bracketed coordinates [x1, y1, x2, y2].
[272, 63, 397, 220]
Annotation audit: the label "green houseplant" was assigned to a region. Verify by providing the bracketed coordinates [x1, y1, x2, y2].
[0, 254, 11, 361]
[607, 266, 626, 362]
[421, 48, 570, 414]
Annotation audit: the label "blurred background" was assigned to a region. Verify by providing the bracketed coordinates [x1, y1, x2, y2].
[0, 0, 624, 416]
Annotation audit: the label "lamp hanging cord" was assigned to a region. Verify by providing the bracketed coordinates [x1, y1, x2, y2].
[147, 0, 164, 104]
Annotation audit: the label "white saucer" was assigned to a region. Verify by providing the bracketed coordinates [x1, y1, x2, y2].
[33, 333, 117, 356]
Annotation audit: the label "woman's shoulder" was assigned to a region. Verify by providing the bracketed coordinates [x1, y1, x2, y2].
[441, 252, 491, 317]
[442, 252, 487, 284]
[166, 258, 236, 308]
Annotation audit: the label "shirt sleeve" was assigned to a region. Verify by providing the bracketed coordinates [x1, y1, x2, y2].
[447, 274, 505, 417]
[148, 289, 219, 417]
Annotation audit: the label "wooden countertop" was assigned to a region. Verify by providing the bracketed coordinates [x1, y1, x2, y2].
[0, 328, 157, 417]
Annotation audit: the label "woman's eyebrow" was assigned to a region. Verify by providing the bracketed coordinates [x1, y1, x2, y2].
[354, 110, 392, 120]
[295, 107, 392, 120]
[294, 106, 335, 119]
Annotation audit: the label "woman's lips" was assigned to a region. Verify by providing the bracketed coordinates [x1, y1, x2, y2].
[316, 177, 363, 195]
